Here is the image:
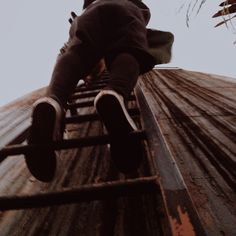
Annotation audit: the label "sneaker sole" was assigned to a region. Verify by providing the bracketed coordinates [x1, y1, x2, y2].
[95, 93, 143, 173]
[25, 102, 57, 182]
[95, 94, 135, 135]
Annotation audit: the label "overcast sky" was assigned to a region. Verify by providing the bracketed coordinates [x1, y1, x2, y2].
[0, 0, 235, 107]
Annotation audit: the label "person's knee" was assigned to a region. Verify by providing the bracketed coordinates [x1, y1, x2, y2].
[108, 53, 140, 75]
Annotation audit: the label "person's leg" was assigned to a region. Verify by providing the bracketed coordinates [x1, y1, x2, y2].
[26, 30, 103, 182]
[48, 7, 104, 108]
[105, 53, 140, 101]
[94, 53, 143, 173]
[47, 46, 101, 108]
[25, 47, 101, 182]
[25, 6, 106, 181]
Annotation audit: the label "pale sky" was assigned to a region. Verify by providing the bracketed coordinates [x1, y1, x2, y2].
[0, 0, 235, 107]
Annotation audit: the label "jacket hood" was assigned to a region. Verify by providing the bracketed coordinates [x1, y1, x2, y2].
[128, 0, 150, 24]
[83, 0, 150, 24]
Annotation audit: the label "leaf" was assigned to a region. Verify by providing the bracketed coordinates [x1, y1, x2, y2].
[213, 4, 236, 17]
[214, 14, 236, 27]
[219, 0, 236, 7]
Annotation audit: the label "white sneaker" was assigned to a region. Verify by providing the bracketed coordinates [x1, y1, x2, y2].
[94, 90, 137, 134]
[25, 97, 64, 182]
[94, 90, 142, 173]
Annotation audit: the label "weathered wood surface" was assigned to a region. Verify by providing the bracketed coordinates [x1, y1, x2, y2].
[136, 68, 236, 236]
[0, 88, 46, 149]
[0, 68, 235, 235]
[0, 86, 166, 235]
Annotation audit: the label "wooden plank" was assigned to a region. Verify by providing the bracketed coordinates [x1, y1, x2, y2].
[136, 69, 236, 236]
[1, 68, 235, 235]
[135, 83, 207, 236]
[0, 99, 164, 236]
[0, 88, 46, 148]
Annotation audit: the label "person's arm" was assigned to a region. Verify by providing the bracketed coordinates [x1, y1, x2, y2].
[57, 12, 78, 58]
[83, 59, 106, 86]
[57, 10, 105, 87]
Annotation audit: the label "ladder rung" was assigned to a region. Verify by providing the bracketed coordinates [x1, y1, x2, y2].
[0, 176, 160, 211]
[71, 91, 135, 101]
[86, 74, 109, 81]
[86, 79, 110, 85]
[65, 108, 140, 123]
[67, 95, 136, 109]
[75, 84, 106, 92]
[100, 73, 109, 78]
[0, 131, 146, 157]
[66, 113, 100, 123]
[70, 91, 100, 100]
[67, 100, 95, 109]
[79, 81, 108, 89]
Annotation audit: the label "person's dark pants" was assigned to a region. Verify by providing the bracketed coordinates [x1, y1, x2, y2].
[47, 51, 140, 107]
[47, 0, 154, 108]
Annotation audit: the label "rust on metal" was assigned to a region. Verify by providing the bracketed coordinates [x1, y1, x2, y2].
[135, 82, 206, 236]
[136, 68, 236, 236]
[0, 68, 235, 235]
[0, 176, 160, 210]
[0, 130, 146, 157]
[65, 107, 140, 124]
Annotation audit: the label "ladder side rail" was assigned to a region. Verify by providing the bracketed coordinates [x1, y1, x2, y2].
[135, 78, 207, 236]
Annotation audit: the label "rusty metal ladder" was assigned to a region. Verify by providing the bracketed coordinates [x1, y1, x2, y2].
[0, 72, 207, 235]
[0, 72, 160, 210]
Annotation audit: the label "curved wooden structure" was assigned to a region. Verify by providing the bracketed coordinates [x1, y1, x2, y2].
[0, 68, 235, 236]
[136, 69, 236, 236]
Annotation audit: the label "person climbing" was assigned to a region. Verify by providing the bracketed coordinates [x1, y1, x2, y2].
[25, 0, 174, 182]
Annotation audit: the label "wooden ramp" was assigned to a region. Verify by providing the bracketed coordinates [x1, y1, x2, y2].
[0, 68, 235, 236]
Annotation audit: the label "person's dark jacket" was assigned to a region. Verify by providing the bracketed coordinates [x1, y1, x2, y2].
[83, 0, 174, 65]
